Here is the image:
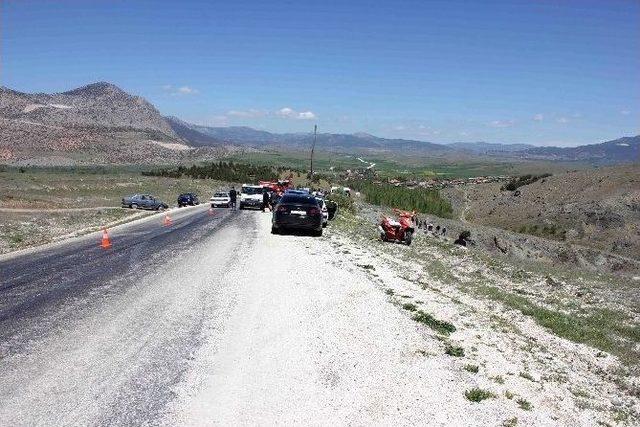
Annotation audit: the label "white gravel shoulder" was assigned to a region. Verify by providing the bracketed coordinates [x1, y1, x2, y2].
[164, 213, 520, 426]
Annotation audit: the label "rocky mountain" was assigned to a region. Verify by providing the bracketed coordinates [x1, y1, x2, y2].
[0, 82, 176, 136]
[0, 83, 214, 164]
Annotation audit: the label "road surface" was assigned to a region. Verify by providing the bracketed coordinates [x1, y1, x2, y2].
[0, 205, 578, 426]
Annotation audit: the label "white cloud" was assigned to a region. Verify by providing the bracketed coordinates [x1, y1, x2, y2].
[162, 84, 199, 96]
[297, 111, 316, 120]
[276, 107, 316, 120]
[489, 119, 514, 128]
[533, 114, 544, 122]
[177, 86, 198, 95]
[556, 117, 569, 123]
[620, 110, 631, 116]
[227, 109, 267, 118]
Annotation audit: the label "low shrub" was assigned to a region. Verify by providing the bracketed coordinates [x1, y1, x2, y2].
[501, 173, 552, 191]
[465, 387, 495, 402]
[445, 343, 465, 357]
[411, 310, 456, 335]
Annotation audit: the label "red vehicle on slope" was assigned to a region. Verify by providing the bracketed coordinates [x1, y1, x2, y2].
[379, 209, 416, 245]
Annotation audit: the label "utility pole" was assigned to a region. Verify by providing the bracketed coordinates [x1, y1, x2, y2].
[310, 124, 317, 177]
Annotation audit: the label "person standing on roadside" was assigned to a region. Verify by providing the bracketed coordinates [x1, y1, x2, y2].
[229, 186, 237, 210]
[262, 188, 271, 212]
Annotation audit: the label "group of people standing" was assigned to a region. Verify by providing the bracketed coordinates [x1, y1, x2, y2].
[225, 186, 281, 212]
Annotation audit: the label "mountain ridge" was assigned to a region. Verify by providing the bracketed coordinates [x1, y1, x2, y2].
[1, 81, 638, 165]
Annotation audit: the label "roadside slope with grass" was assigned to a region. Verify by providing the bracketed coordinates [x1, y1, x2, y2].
[324, 203, 640, 426]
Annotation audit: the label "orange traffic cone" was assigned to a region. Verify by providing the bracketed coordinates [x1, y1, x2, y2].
[163, 213, 173, 227]
[100, 228, 112, 249]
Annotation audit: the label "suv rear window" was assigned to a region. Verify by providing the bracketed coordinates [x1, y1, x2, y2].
[280, 195, 318, 205]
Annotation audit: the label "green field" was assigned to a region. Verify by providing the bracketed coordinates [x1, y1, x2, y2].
[226, 149, 583, 179]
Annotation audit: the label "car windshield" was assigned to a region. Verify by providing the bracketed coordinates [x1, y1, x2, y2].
[242, 186, 263, 195]
[281, 195, 318, 205]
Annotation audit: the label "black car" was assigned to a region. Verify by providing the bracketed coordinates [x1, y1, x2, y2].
[272, 194, 323, 236]
[177, 193, 200, 207]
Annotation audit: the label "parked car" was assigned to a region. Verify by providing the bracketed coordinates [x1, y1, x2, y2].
[122, 194, 168, 211]
[272, 194, 323, 236]
[210, 192, 231, 208]
[239, 184, 264, 210]
[178, 193, 200, 207]
[315, 197, 329, 227]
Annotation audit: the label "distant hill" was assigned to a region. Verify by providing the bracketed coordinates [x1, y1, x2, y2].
[171, 121, 454, 155]
[166, 116, 223, 147]
[447, 141, 535, 154]
[520, 136, 640, 164]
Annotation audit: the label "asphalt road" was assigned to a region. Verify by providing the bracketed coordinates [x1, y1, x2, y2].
[0, 204, 610, 426]
[0, 205, 253, 425]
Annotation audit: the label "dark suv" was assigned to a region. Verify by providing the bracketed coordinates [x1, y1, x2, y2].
[178, 193, 200, 207]
[271, 194, 323, 236]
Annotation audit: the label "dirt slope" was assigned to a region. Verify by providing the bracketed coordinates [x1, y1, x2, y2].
[443, 164, 640, 261]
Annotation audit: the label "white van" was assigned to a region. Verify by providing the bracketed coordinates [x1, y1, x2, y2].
[239, 184, 264, 210]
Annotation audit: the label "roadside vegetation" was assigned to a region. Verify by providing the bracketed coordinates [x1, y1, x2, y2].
[474, 285, 640, 364]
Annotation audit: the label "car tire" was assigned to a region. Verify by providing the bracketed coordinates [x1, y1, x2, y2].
[271, 226, 279, 235]
[157, 205, 165, 212]
[131, 203, 138, 209]
[314, 228, 323, 237]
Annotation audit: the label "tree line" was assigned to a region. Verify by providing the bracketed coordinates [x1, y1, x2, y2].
[347, 181, 453, 218]
[142, 161, 279, 182]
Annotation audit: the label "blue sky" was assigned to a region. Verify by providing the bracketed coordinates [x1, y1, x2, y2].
[2, 0, 639, 146]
